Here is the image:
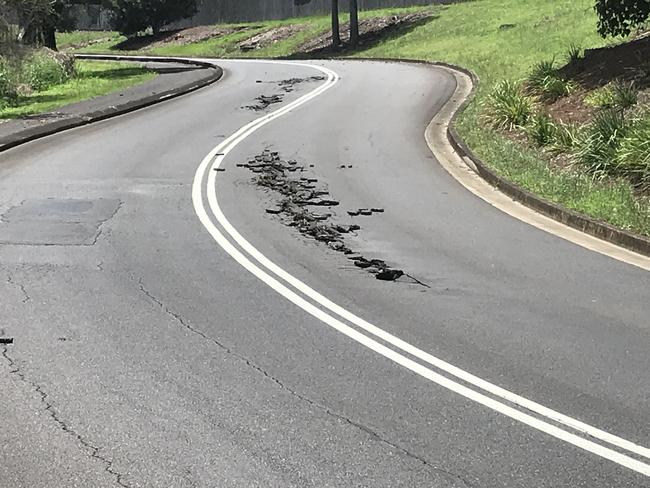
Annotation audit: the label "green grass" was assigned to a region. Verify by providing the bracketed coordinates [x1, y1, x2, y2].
[62, 0, 649, 235]
[57, 30, 124, 51]
[0, 60, 155, 119]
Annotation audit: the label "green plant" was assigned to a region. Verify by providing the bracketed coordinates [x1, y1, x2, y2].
[528, 59, 557, 89]
[0, 56, 17, 98]
[527, 58, 575, 99]
[616, 113, 650, 192]
[584, 85, 615, 108]
[574, 109, 628, 176]
[551, 121, 582, 152]
[485, 80, 535, 130]
[566, 43, 582, 63]
[23, 51, 71, 90]
[611, 80, 637, 109]
[526, 112, 557, 146]
[584, 81, 638, 109]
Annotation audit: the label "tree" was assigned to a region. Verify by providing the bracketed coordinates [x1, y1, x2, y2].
[595, 0, 650, 37]
[295, 0, 359, 49]
[331, 0, 341, 47]
[1, 0, 82, 50]
[349, 0, 359, 47]
[109, 0, 198, 37]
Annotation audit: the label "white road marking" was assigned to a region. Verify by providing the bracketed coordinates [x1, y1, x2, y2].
[192, 59, 650, 476]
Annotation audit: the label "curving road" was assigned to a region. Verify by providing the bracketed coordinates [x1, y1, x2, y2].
[1, 59, 648, 488]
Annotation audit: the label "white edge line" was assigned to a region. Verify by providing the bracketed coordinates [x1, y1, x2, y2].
[192, 58, 650, 476]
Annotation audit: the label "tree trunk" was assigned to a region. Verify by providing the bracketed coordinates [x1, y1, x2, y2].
[43, 24, 57, 50]
[331, 0, 340, 48]
[349, 0, 359, 47]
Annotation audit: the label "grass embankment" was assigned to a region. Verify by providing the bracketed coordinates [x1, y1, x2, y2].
[1, 45, 155, 119]
[0, 60, 155, 119]
[65, 0, 650, 236]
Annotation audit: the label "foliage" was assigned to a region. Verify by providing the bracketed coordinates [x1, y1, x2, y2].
[550, 122, 582, 153]
[595, 0, 650, 37]
[573, 109, 628, 176]
[108, 0, 198, 36]
[0, 49, 75, 99]
[485, 80, 535, 130]
[585, 81, 638, 109]
[1, 60, 154, 118]
[616, 112, 650, 191]
[526, 112, 557, 146]
[527, 59, 575, 99]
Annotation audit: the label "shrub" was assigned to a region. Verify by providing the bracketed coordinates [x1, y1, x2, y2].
[573, 109, 628, 176]
[616, 113, 650, 192]
[550, 121, 582, 153]
[585, 85, 616, 108]
[0, 56, 17, 98]
[22, 50, 74, 91]
[611, 81, 638, 109]
[528, 59, 557, 89]
[527, 59, 575, 99]
[526, 112, 557, 146]
[566, 44, 583, 64]
[585, 81, 638, 109]
[485, 80, 535, 130]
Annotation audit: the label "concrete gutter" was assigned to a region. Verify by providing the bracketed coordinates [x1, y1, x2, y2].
[0, 55, 223, 153]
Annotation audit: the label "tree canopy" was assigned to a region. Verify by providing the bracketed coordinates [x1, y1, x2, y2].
[595, 0, 650, 37]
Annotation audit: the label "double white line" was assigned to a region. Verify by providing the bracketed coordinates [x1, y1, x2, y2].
[192, 59, 649, 477]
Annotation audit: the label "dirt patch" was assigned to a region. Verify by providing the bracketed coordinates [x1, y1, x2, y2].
[544, 89, 596, 126]
[236, 149, 427, 286]
[239, 24, 307, 51]
[559, 32, 650, 89]
[114, 25, 258, 51]
[295, 11, 434, 57]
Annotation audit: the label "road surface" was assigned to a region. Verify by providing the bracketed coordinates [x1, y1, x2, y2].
[1, 59, 648, 487]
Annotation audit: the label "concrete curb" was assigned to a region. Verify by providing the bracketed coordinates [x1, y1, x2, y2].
[343, 56, 650, 258]
[0, 55, 223, 153]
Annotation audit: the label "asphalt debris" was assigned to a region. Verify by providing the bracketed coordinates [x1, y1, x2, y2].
[238, 149, 424, 285]
[0, 338, 14, 344]
[245, 94, 284, 111]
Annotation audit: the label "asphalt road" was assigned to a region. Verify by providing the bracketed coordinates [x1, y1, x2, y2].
[0, 59, 648, 488]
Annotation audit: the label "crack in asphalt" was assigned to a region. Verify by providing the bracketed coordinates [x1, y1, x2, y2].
[0, 347, 130, 488]
[6, 271, 31, 303]
[91, 200, 123, 246]
[136, 278, 473, 487]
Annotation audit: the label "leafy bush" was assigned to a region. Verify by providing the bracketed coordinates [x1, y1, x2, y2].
[527, 59, 575, 99]
[528, 59, 557, 88]
[585, 81, 638, 109]
[0, 56, 17, 98]
[550, 122, 582, 153]
[526, 112, 557, 146]
[573, 109, 628, 176]
[566, 44, 583, 64]
[616, 113, 650, 192]
[0, 49, 76, 103]
[611, 81, 638, 109]
[23, 51, 70, 91]
[485, 80, 535, 130]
